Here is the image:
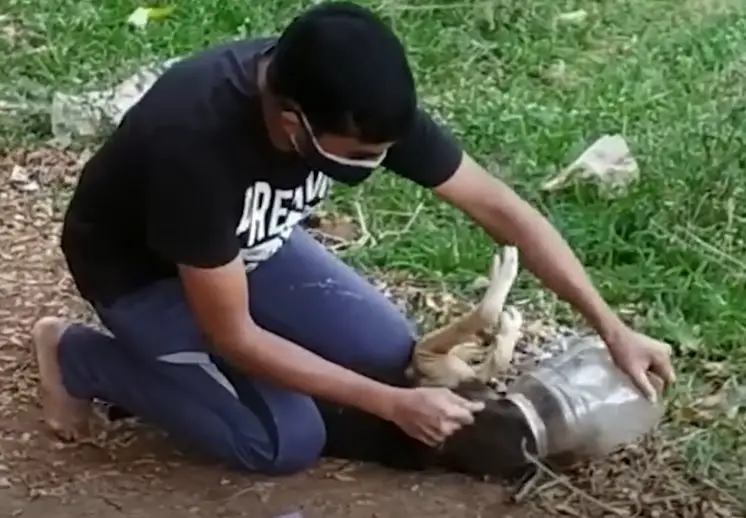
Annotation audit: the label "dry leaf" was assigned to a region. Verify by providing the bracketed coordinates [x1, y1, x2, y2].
[703, 361, 729, 378]
[675, 405, 716, 426]
[695, 392, 727, 409]
[126, 5, 175, 29]
[541, 134, 640, 198]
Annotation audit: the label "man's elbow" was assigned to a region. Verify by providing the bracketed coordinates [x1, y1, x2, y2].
[202, 317, 263, 358]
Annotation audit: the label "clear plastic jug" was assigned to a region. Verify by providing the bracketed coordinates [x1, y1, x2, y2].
[506, 334, 665, 461]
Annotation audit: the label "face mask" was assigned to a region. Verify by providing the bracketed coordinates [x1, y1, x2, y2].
[291, 111, 388, 186]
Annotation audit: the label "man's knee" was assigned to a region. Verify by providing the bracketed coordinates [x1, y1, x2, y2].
[270, 410, 326, 475]
[233, 399, 327, 475]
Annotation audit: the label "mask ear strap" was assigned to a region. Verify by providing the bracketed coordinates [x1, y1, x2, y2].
[295, 109, 389, 168]
[289, 132, 303, 155]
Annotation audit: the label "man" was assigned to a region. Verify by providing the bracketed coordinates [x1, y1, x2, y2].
[33, 1, 675, 475]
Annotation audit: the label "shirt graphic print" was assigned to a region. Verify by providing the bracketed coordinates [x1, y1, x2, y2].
[235, 169, 330, 269]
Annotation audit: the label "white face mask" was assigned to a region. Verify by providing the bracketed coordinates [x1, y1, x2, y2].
[297, 111, 388, 169]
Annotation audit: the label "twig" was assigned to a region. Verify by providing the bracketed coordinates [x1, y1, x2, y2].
[382, 2, 474, 12]
[690, 473, 742, 506]
[677, 224, 746, 273]
[100, 496, 124, 512]
[307, 228, 350, 252]
[352, 200, 374, 248]
[378, 202, 425, 239]
[667, 427, 706, 447]
[511, 468, 544, 503]
[658, 221, 746, 275]
[520, 439, 626, 516]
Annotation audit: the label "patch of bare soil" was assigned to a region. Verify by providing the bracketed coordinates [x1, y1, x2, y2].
[0, 148, 742, 518]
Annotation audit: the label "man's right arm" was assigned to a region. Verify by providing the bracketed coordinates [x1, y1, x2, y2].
[177, 256, 401, 419]
[178, 258, 483, 447]
[144, 128, 401, 419]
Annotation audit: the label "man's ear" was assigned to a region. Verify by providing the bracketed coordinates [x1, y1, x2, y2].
[279, 109, 301, 135]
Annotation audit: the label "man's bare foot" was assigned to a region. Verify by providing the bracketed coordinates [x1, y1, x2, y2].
[31, 317, 91, 441]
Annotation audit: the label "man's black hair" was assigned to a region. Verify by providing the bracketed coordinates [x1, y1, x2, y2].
[268, 1, 417, 144]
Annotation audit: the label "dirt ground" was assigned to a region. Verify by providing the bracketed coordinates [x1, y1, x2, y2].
[0, 147, 544, 518]
[0, 413, 537, 518]
[1, 148, 743, 518]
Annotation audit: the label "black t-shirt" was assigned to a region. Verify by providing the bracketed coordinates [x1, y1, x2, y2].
[61, 37, 464, 306]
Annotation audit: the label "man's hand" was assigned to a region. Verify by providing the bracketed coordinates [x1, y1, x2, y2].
[433, 153, 679, 393]
[605, 326, 676, 402]
[384, 387, 484, 446]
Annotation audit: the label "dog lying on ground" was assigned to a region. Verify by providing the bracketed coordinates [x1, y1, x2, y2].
[319, 247, 537, 480]
[104, 247, 536, 478]
[403, 246, 537, 478]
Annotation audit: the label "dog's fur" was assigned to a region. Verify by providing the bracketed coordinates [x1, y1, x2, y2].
[407, 246, 523, 392]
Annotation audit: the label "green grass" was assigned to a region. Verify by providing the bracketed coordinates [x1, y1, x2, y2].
[2, 0, 745, 501]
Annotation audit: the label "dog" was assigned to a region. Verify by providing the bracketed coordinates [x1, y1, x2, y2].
[104, 247, 537, 479]
[402, 246, 537, 479]
[319, 247, 537, 480]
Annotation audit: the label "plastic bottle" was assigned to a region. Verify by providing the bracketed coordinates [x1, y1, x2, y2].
[507, 334, 665, 461]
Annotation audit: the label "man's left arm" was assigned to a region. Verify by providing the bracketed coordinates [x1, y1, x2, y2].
[384, 109, 675, 400]
[433, 152, 625, 344]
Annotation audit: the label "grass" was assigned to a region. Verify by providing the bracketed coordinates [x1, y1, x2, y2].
[2, 0, 745, 501]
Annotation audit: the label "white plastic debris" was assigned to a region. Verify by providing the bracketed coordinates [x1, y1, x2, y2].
[50, 57, 180, 144]
[540, 134, 640, 198]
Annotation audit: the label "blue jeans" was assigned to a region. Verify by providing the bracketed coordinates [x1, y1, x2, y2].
[58, 228, 418, 475]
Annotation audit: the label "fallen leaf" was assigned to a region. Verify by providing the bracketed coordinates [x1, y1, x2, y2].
[126, 5, 175, 29]
[695, 392, 727, 409]
[675, 404, 716, 426]
[703, 361, 729, 378]
[9, 164, 28, 183]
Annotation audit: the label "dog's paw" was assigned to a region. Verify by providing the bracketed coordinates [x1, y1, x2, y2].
[491, 246, 519, 288]
[498, 305, 523, 337]
[480, 247, 520, 322]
